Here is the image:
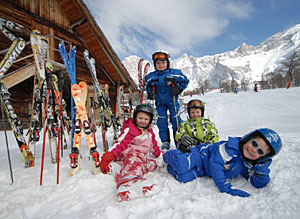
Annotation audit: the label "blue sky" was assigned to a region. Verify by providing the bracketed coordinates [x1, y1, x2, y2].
[85, 0, 300, 61]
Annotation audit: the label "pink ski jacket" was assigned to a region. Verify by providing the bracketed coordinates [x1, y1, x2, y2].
[110, 118, 161, 160]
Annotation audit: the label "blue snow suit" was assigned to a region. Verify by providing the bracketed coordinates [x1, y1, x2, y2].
[145, 68, 189, 143]
[163, 137, 273, 197]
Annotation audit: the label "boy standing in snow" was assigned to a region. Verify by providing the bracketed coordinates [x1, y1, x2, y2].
[145, 51, 189, 151]
[176, 99, 219, 153]
[164, 128, 282, 197]
[100, 104, 163, 202]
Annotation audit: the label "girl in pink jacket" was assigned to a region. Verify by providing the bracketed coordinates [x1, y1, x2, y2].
[100, 104, 163, 201]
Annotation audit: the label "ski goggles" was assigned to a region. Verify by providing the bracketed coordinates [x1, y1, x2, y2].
[152, 52, 170, 61]
[188, 100, 204, 108]
[251, 139, 265, 156]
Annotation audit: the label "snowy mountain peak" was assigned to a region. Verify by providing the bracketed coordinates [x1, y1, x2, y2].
[122, 23, 300, 90]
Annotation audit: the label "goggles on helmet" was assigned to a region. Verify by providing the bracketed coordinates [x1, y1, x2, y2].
[188, 100, 204, 108]
[152, 52, 170, 61]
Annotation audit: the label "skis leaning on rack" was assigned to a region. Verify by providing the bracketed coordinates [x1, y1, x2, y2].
[69, 81, 100, 176]
[27, 30, 48, 166]
[0, 20, 34, 167]
[40, 62, 60, 185]
[59, 41, 76, 151]
[83, 49, 121, 151]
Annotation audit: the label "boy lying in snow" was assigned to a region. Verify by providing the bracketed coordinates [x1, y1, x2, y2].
[164, 128, 282, 197]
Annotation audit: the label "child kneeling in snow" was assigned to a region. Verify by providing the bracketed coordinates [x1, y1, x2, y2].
[100, 104, 163, 201]
[164, 128, 282, 197]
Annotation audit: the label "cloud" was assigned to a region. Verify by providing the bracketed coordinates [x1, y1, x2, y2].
[85, 0, 254, 60]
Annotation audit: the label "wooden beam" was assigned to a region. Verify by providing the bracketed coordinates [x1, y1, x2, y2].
[2, 62, 35, 89]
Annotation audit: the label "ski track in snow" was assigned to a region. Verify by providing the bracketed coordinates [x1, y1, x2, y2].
[1, 87, 300, 219]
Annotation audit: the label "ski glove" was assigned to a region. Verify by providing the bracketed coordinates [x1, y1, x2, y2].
[170, 86, 182, 95]
[219, 183, 250, 197]
[181, 134, 195, 147]
[250, 159, 272, 188]
[100, 152, 115, 174]
[148, 92, 155, 100]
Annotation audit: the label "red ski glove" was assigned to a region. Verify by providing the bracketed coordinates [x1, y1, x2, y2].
[100, 152, 115, 174]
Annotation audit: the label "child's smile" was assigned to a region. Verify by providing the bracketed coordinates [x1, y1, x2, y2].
[136, 112, 151, 129]
[243, 136, 270, 160]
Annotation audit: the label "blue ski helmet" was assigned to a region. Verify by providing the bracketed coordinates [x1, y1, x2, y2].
[240, 128, 282, 159]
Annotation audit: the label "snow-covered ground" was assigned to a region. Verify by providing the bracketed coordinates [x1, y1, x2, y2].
[1, 87, 300, 219]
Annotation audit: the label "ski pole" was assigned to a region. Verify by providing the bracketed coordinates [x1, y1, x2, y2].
[90, 97, 97, 145]
[1, 96, 14, 184]
[171, 82, 179, 128]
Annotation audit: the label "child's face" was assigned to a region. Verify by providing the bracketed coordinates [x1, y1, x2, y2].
[190, 108, 202, 119]
[242, 136, 271, 160]
[155, 60, 168, 71]
[136, 112, 151, 128]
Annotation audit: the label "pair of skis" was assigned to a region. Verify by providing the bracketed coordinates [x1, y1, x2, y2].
[137, 58, 150, 104]
[83, 49, 121, 151]
[27, 30, 48, 166]
[59, 43, 100, 175]
[0, 19, 33, 167]
[40, 62, 61, 185]
[69, 81, 100, 176]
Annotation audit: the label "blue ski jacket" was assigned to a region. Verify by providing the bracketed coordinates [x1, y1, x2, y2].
[145, 68, 189, 104]
[164, 137, 272, 193]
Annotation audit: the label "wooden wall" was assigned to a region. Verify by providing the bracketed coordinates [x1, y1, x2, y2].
[0, 0, 117, 129]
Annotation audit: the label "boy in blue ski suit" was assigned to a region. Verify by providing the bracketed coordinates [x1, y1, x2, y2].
[145, 51, 189, 150]
[163, 128, 282, 197]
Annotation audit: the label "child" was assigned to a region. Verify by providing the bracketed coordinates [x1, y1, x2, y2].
[145, 51, 189, 151]
[100, 104, 163, 201]
[163, 128, 282, 197]
[176, 99, 219, 153]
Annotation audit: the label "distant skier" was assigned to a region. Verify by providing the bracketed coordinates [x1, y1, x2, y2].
[254, 83, 258, 92]
[233, 87, 238, 94]
[164, 128, 282, 197]
[145, 51, 189, 151]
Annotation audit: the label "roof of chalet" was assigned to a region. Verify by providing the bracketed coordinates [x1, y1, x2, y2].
[0, 0, 137, 93]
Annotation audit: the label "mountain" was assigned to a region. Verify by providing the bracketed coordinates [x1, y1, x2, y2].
[122, 24, 300, 90]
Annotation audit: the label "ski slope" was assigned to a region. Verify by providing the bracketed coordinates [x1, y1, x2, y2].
[1, 87, 300, 219]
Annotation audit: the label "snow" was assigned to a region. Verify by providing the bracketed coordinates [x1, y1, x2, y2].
[1, 87, 300, 218]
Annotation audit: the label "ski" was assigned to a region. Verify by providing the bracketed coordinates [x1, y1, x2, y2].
[27, 30, 48, 163]
[0, 27, 33, 167]
[0, 38, 26, 79]
[83, 49, 120, 149]
[40, 62, 60, 185]
[59, 41, 76, 150]
[140, 61, 150, 103]
[115, 80, 124, 125]
[137, 58, 144, 103]
[0, 83, 34, 167]
[70, 81, 100, 176]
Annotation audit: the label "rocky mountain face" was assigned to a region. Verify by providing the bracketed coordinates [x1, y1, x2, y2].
[122, 24, 300, 90]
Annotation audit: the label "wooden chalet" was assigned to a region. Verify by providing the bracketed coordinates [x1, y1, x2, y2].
[0, 0, 137, 128]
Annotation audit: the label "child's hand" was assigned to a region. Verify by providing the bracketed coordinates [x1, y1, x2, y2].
[148, 92, 155, 100]
[170, 86, 182, 95]
[179, 134, 195, 153]
[219, 183, 250, 197]
[226, 188, 250, 197]
[254, 159, 272, 175]
[250, 159, 272, 188]
[156, 152, 165, 167]
[100, 152, 115, 174]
